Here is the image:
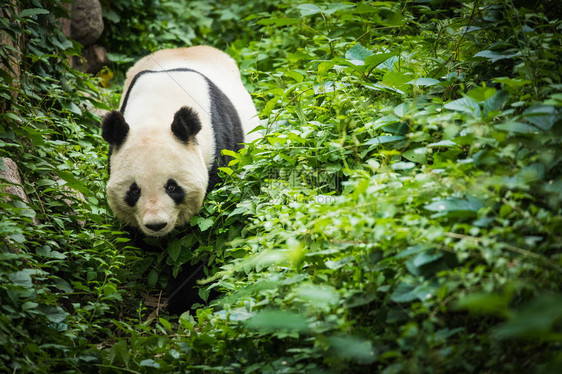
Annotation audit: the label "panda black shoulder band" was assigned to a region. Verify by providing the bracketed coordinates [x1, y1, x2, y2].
[119, 68, 204, 115]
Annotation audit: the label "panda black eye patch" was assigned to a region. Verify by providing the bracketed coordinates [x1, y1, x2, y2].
[125, 182, 141, 207]
[165, 179, 185, 204]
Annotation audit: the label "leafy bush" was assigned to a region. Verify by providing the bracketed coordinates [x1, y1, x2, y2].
[1, 0, 561, 373]
[0, 0, 141, 371]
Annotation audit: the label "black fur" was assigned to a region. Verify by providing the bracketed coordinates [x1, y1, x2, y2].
[171, 107, 202, 143]
[102, 111, 129, 148]
[107, 147, 113, 175]
[125, 228, 215, 315]
[125, 182, 141, 207]
[205, 79, 245, 192]
[166, 257, 218, 314]
[165, 178, 185, 204]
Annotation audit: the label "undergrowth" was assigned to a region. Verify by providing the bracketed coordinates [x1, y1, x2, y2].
[0, 0, 561, 373]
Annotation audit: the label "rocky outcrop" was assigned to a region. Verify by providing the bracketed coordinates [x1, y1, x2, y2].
[62, 0, 108, 74]
[0, 158, 39, 226]
[70, 0, 104, 47]
[0, 1, 22, 110]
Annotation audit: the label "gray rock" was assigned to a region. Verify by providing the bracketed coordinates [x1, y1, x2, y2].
[71, 0, 104, 47]
[0, 157, 39, 226]
[59, 2, 72, 39]
[83, 44, 108, 73]
[0, 1, 22, 108]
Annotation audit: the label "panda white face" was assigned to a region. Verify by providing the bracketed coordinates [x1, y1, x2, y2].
[102, 108, 209, 236]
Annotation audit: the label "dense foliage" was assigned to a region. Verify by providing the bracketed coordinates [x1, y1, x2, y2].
[1, 0, 561, 372]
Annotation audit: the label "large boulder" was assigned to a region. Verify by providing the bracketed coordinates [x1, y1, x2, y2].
[71, 0, 104, 47]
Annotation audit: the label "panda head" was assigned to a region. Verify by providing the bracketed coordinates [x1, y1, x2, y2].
[101, 107, 208, 236]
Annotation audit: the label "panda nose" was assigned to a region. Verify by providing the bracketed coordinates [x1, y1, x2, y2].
[145, 222, 167, 232]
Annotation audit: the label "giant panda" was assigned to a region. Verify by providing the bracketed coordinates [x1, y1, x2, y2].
[102, 46, 259, 236]
[101, 46, 259, 312]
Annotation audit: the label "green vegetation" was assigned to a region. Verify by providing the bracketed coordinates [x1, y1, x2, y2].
[1, 0, 561, 372]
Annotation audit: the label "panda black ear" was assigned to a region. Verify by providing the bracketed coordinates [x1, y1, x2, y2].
[101, 111, 129, 147]
[171, 106, 201, 144]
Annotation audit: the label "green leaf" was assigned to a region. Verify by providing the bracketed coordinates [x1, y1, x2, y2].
[495, 121, 540, 134]
[390, 283, 416, 302]
[106, 52, 136, 64]
[246, 310, 309, 332]
[365, 82, 405, 95]
[444, 97, 481, 118]
[324, 3, 354, 14]
[391, 161, 415, 170]
[257, 17, 300, 26]
[55, 170, 90, 195]
[159, 317, 172, 330]
[22, 301, 38, 311]
[424, 197, 483, 218]
[140, 359, 161, 368]
[427, 140, 456, 148]
[218, 167, 233, 175]
[483, 90, 509, 113]
[294, 283, 339, 309]
[407, 77, 440, 87]
[492, 77, 531, 88]
[65, 101, 82, 116]
[296, 4, 323, 16]
[396, 245, 431, 259]
[345, 44, 373, 65]
[393, 102, 412, 118]
[402, 147, 428, 164]
[412, 251, 443, 267]
[364, 51, 399, 70]
[221, 149, 240, 158]
[40, 305, 69, 323]
[391, 283, 435, 302]
[455, 292, 511, 317]
[8, 269, 35, 287]
[328, 336, 377, 364]
[353, 3, 383, 14]
[19, 8, 50, 18]
[286, 70, 304, 83]
[467, 86, 496, 102]
[523, 105, 559, 131]
[381, 71, 412, 91]
[365, 135, 405, 145]
[108, 340, 130, 367]
[52, 37, 73, 51]
[102, 8, 121, 23]
[379, 55, 399, 71]
[371, 114, 399, 130]
[195, 217, 214, 232]
[517, 163, 544, 184]
[147, 270, 159, 287]
[9, 233, 26, 243]
[168, 239, 181, 262]
[383, 122, 409, 136]
[473, 50, 521, 62]
[36, 245, 66, 259]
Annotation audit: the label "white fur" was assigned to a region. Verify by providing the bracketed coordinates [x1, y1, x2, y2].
[107, 46, 258, 236]
[122, 71, 216, 170]
[123, 46, 259, 142]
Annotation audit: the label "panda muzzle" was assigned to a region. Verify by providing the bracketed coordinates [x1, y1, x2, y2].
[145, 222, 168, 232]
